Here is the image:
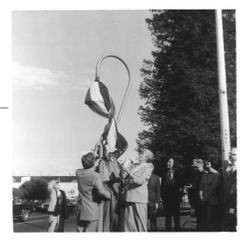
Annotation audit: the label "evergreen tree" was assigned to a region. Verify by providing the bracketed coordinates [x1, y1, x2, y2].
[13, 187, 24, 199]
[20, 178, 49, 201]
[138, 10, 236, 174]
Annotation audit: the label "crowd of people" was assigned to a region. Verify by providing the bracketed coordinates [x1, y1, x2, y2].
[46, 147, 237, 232]
[188, 148, 237, 231]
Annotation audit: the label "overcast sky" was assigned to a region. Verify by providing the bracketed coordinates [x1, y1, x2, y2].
[12, 10, 154, 175]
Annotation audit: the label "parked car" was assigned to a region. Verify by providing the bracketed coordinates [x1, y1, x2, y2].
[21, 202, 36, 213]
[40, 202, 49, 213]
[13, 202, 32, 222]
[32, 200, 42, 212]
[33, 201, 49, 213]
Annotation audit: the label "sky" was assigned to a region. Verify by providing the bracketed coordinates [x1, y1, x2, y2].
[12, 10, 154, 175]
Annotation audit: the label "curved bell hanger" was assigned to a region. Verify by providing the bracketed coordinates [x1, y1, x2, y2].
[95, 55, 131, 124]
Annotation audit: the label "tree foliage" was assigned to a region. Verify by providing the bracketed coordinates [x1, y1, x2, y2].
[138, 10, 236, 173]
[13, 187, 24, 199]
[20, 178, 49, 201]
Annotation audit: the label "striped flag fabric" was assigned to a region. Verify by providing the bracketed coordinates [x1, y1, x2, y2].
[85, 80, 128, 155]
[85, 80, 115, 119]
[101, 118, 128, 153]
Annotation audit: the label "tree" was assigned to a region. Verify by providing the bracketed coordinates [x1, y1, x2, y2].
[20, 178, 49, 201]
[13, 187, 24, 199]
[138, 10, 236, 174]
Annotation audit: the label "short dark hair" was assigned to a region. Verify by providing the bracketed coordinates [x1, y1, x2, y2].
[81, 152, 96, 169]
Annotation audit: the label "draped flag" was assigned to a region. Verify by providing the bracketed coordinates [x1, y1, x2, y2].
[85, 80, 115, 119]
[85, 80, 128, 155]
[101, 118, 128, 153]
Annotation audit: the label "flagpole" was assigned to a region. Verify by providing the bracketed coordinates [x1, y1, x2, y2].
[215, 9, 231, 162]
[95, 55, 131, 124]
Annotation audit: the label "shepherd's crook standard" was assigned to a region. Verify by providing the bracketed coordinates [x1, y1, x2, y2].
[95, 55, 131, 124]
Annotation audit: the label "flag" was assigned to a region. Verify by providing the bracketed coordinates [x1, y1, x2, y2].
[85, 80, 115, 119]
[102, 118, 128, 153]
[85, 79, 128, 156]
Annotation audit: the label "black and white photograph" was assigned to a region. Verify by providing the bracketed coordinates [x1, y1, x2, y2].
[3, 0, 250, 244]
[10, 8, 238, 234]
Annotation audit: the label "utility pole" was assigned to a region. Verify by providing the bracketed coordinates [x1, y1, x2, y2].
[215, 9, 231, 162]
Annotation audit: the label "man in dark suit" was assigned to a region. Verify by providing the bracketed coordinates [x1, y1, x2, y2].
[187, 159, 205, 231]
[75, 152, 111, 232]
[161, 158, 184, 231]
[222, 148, 237, 231]
[148, 172, 161, 231]
[199, 161, 221, 231]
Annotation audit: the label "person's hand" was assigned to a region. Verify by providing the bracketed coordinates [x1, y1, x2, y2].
[121, 164, 129, 173]
[123, 158, 133, 168]
[228, 208, 235, 214]
[94, 159, 101, 169]
[120, 158, 133, 175]
[199, 191, 203, 200]
[154, 203, 159, 210]
[120, 169, 128, 179]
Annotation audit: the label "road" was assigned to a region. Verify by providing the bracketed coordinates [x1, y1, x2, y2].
[13, 213, 77, 232]
[13, 210, 196, 232]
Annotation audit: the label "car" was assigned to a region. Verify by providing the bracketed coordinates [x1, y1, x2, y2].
[21, 202, 36, 213]
[34, 201, 49, 213]
[13, 202, 32, 222]
[32, 200, 42, 212]
[40, 202, 49, 213]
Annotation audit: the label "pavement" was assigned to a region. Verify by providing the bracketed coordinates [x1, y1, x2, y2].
[13, 209, 197, 232]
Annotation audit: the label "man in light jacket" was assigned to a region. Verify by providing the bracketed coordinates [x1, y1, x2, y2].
[121, 149, 154, 232]
[47, 180, 68, 232]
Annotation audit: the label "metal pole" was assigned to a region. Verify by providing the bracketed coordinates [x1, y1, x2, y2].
[215, 10, 231, 162]
[95, 55, 131, 124]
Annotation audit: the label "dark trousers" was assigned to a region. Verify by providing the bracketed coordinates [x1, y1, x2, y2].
[163, 203, 180, 231]
[102, 197, 119, 232]
[117, 205, 125, 232]
[77, 220, 99, 232]
[57, 215, 64, 232]
[148, 206, 157, 231]
[222, 211, 237, 231]
[201, 204, 220, 231]
[194, 204, 202, 231]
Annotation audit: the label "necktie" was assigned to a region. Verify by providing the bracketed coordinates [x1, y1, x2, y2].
[167, 170, 173, 183]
